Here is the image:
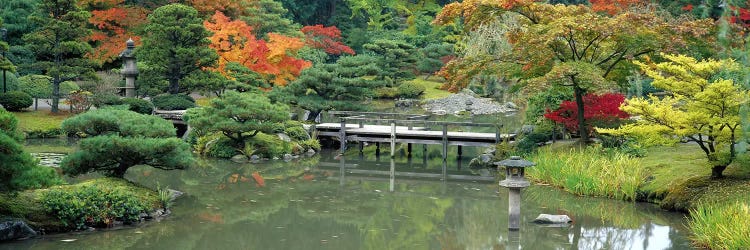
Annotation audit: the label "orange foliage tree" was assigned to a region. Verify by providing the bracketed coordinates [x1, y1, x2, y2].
[203, 11, 310, 87]
[79, 0, 149, 66]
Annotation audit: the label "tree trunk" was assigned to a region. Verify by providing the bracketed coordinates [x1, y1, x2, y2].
[51, 79, 61, 113]
[711, 165, 727, 179]
[169, 78, 180, 94]
[573, 85, 588, 142]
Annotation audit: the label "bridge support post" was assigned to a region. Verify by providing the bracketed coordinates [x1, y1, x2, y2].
[339, 118, 346, 154]
[407, 143, 412, 158]
[390, 122, 396, 158]
[442, 124, 448, 163]
[457, 145, 463, 159]
[376, 143, 380, 157]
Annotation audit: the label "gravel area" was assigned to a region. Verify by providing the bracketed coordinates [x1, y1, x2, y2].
[423, 91, 517, 115]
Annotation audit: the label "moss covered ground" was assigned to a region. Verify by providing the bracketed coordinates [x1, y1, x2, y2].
[0, 178, 160, 232]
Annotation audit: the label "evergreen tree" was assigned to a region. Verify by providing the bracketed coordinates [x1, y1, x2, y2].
[61, 109, 193, 178]
[22, 0, 95, 113]
[185, 90, 289, 144]
[138, 4, 217, 94]
[271, 55, 383, 120]
[0, 107, 62, 191]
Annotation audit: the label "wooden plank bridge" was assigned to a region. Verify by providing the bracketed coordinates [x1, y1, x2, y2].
[313, 111, 515, 161]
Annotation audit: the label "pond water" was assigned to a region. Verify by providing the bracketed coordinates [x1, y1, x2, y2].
[3, 148, 694, 250]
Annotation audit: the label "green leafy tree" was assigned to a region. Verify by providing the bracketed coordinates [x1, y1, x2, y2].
[435, 2, 712, 142]
[0, 107, 62, 191]
[600, 54, 749, 178]
[186, 90, 289, 144]
[22, 0, 96, 113]
[271, 55, 383, 120]
[138, 4, 218, 94]
[61, 109, 193, 178]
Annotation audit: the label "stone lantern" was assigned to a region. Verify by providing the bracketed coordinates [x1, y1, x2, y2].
[495, 156, 535, 231]
[119, 38, 138, 98]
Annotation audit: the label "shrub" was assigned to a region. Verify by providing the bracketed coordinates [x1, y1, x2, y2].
[205, 137, 239, 158]
[284, 126, 309, 141]
[396, 81, 426, 98]
[246, 132, 291, 158]
[525, 87, 573, 124]
[92, 93, 123, 107]
[544, 93, 629, 136]
[60, 81, 81, 95]
[0, 91, 33, 111]
[122, 98, 154, 114]
[300, 138, 321, 152]
[41, 182, 150, 229]
[151, 94, 196, 110]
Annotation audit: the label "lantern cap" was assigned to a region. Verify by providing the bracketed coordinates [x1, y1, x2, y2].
[493, 156, 535, 168]
[119, 38, 136, 58]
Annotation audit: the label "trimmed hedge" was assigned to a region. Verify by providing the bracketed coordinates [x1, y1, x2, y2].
[151, 94, 195, 110]
[0, 91, 33, 111]
[122, 98, 154, 114]
[397, 82, 426, 98]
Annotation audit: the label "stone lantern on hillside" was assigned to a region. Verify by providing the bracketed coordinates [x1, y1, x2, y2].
[495, 156, 535, 231]
[119, 38, 138, 98]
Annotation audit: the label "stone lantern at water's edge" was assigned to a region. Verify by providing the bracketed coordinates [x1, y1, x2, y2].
[495, 156, 535, 231]
[119, 38, 138, 98]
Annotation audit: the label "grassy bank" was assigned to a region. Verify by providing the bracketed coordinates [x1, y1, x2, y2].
[0, 178, 160, 232]
[403, 77, 452, 100]
[526, 142, 750, 249]
[527, 146, 645, 201]
[12, 110, 71, 138]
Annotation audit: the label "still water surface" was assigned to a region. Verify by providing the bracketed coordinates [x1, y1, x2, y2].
[3, 149, 694, 250]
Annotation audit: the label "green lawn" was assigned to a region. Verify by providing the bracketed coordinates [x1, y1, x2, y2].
[403, 77, 452, 100]
[12, 110, 72, 138]
[639, 144, 750, 211]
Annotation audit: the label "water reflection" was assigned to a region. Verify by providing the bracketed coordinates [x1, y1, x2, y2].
[2, 153, 693, 250]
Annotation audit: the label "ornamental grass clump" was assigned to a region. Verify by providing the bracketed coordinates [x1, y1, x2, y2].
[689, 202, 750, 249]
[527, 146, 645, 201]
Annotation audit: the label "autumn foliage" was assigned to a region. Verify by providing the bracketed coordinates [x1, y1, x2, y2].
[203, 11, 310, 87]
[544, 93, 629, 135]
[301, 25, 355, 55]
[80, 0, 149, 65]
[589, 0, 643, 15]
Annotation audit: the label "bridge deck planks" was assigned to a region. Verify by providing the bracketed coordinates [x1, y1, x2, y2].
[314, 123, 514, 142]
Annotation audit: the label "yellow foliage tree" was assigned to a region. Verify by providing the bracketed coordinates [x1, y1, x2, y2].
[600, 54, 749, 178]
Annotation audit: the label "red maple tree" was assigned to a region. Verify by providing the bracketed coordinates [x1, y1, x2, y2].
[301, 25, 355, 55]
[544, 93, 629, 136]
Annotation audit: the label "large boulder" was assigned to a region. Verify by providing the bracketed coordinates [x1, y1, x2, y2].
[532, 214, 572, 224]
[0, 219, 37, 241]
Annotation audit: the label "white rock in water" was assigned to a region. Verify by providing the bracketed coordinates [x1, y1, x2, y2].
[533, 214, 572, 224]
